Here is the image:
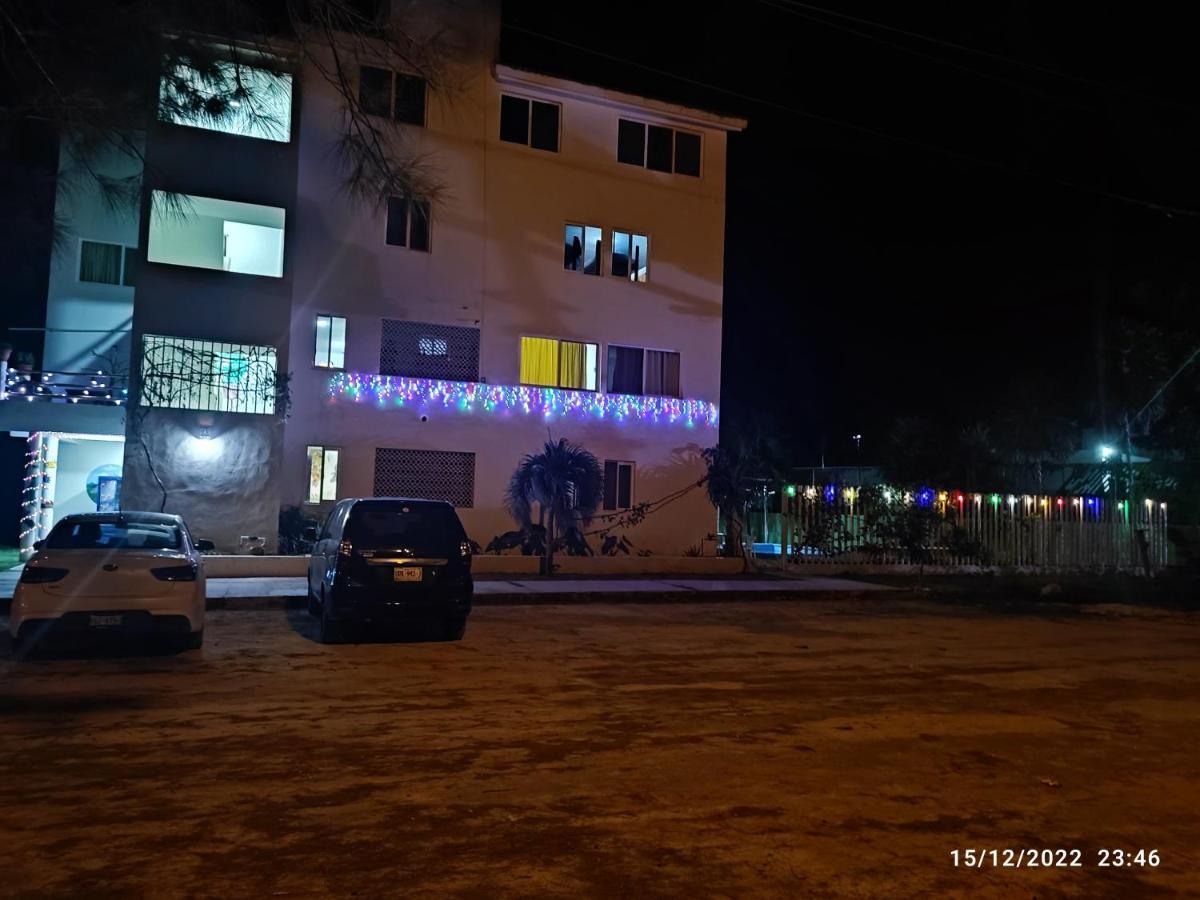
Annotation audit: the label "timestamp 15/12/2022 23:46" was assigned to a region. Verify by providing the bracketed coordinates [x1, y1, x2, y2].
[951, 849, 1161, 868]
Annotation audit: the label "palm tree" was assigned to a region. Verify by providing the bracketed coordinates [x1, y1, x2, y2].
[505, 439, 604, 575]
[701, 444, 752, 560]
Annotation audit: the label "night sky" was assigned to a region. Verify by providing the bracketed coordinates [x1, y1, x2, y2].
[502, 0, 1200, 465]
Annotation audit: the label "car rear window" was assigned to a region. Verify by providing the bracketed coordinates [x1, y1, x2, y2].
[344, 502, 465, 553]
[45, 520, 183, 551]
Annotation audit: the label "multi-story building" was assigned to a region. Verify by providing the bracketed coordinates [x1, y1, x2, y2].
[2, 2, 744, 557]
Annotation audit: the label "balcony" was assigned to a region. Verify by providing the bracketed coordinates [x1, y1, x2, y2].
[1, 367, 127, 406]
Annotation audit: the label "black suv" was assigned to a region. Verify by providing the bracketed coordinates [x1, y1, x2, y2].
[305, 498, 473, 643]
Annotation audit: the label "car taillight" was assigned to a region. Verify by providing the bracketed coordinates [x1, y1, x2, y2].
[459, 541, 471, 558]
[151, 564, 197, 582]
[338, 539, 354, 559]
[20, 565, 68, 584]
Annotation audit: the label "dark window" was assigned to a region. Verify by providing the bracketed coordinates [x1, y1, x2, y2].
[46, 519, 182, 550]
[499, 95, 529, 144]
[617, 119, 645, 166]
[380, 319, 480, 381]
[345, 500, 467, 552]
[79, 240, 123, 285]
[359, 65, 392, 117]
[121, 246, 138, 286]
[393, 73, 426, 125]
[530, 101, 559, 152]
[646, 125, 673, 172]
[674, 131, 702, 176]
[606, 345, 644, 395]
[386, 197, 430, 251]
[373, 449, 475, 508]
[603, 460, 634, 510]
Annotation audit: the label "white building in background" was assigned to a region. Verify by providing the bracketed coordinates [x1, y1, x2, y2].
[2, 1, 745, 556]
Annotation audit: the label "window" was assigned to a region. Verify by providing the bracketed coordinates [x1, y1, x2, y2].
[122, 247, 138, 286]
[606, 345, 644, 395]
[147, 191, 285, 277]
[564, 223, 602, 275]
[603, 460, 634, 510]
[373, 448, 475, 508]
[140, 335, 279, 414]
[159, 61, 293, 142]
[520, 336, 598, 390]
[380, 320, 479, 381]
[314, 315, 346, 369]
[79, 240, 124, 285]
[611, 231, 649, 282]
[306, 446, 340, 503]
[644, 349, 681, 397]
[47, 519, 183, 550]
[359, 66, 426, 126]
[386, 197, 431, 252]
[616, 118, 702, 176]
[499, 94, 560, 152]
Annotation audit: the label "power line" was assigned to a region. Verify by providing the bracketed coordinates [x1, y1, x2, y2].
[501, 22, 1200, 219]
[761, 0, 1200, 114]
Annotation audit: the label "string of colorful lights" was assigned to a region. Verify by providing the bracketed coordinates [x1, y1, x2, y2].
[327, 373, 720, 428]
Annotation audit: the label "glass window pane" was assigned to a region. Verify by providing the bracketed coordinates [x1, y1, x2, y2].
[147, 191, 284, 278]
[159, 62, 293, 142]
[322, 449, 339, 501]
[122, 246, 138, 286]
[603, 460, 618, 510]
[631, 233, 649, 283]
[564, 224, 584, 271]
[409, 201, 431, 252]
[330, 317, 346, 368]
[584, 343, 598, 391]
[530, 101, 559, 152]
[306, 446, 323, 503]
[559, 340, 586, 389]
[617, 463, 633, 509]
[644, 350, 680, 397]
[393, 73, 426, 125]
[499, 95, 529, 144]
[583, 225, 602, 276]
[314, 315, 331, 367]
[386, 197, 408, 246]
[80, 241, 123, 284]
[611, 230, 630, 279]
[647, 125, 673, 172]
[617, 119, 645, 166]
[606, 345, 643, 395]
[359, 65, 392, 117]
[674, 131, 701, 176]
[520, 336, 560, 387]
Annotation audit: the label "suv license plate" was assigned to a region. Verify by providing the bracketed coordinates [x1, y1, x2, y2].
[90, 614, 123, 627]
[393, 568, 422, 583]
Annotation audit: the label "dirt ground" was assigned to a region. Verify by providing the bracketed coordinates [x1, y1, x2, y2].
[1, 599, 1198, 898]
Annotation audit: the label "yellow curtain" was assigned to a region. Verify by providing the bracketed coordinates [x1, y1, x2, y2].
[520, 336, 559, 386]
[559, 341, 586, 389]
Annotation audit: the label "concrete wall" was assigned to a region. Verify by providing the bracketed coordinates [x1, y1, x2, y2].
[121, 409, 283, 552]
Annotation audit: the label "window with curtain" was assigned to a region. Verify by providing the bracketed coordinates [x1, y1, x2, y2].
[306, 446, 339, 503]
[644, 349, 681, 397]
[521, 336, 598, 390]
[79, 240, 124, 285]
[606, 345, 644, 395]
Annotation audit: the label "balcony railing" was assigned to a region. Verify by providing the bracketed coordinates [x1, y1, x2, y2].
[1, 365, 127, 405]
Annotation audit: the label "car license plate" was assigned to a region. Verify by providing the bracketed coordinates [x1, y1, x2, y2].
[90, 614, 123, 627]
[393, 567, 422, 582]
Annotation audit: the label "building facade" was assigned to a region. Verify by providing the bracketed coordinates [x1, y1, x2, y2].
[2, 2, 744, 557]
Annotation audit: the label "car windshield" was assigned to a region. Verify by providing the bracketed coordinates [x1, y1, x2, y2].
[45, 519, 183, 551]
[344, 502, 465, 554]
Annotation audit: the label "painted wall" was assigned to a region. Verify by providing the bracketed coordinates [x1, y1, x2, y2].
[282, 1, 737, 553]
[52, 438, 125, 522]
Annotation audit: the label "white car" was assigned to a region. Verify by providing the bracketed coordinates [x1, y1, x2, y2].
[10, 512, 210, 651]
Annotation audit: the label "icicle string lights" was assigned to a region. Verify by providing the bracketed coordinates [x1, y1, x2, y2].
[327, 373, 719, 428]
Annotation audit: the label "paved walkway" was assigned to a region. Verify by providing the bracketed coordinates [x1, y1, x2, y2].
[1, 569, 892, 602]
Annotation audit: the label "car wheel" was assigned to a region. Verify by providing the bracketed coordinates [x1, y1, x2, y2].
[319, 598, 340, 644]
[181, 629, 204, 651]
[442, 615, 467, 641]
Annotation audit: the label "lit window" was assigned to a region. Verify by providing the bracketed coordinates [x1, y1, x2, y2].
[418, 337, 449, 356]
[564, 223, 602, 275]
[147, 191, 285, 278]
[611, 231, 649, 283]
[79, 240, 125, 285]
[520, 336, 598, 390]
[306, 446, 339, 503]
[616, 118, 701, 176]
[314, 315, 346, 369]
[140, 335, 279, 415]
[359, 66, 426, 126]
[603, 460, 634, 510]
[386, 197, 431, 252]
[499, 94, 560, 152]
[159, 61, 292, 142]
